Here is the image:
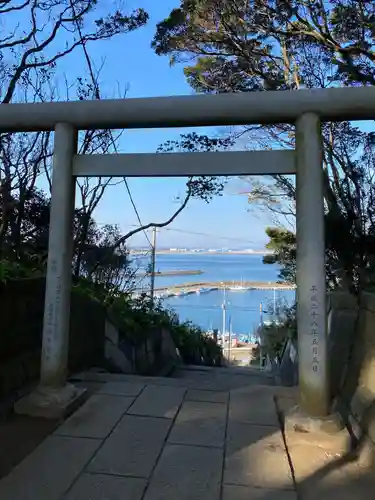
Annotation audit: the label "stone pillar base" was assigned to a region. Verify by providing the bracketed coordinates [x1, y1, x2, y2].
[285, 405, 344, 434]
[14, 383, 87, 420]
[284, 405, 351, 451]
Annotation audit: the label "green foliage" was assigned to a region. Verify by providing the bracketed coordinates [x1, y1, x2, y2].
[159, 132, 233, 154]
[0, 2, 149, 104]
[152, 1, 375, 292]
[0, 130, 229, 372]
[0, 259, 40, 283]
[109, 294, 167, 344]
[169, 320, 223, 366]
[153, 1, 375, 91]
[72, 278, 119, 307]
[75, 222, 135, 292]
[0, 188, 51, 262]
[157, 132, 234, 203]
[0, 0, 226, 372]
[0, 186, 136, 291]
[108, 293, 223, 366]
[263, 227, 296, 283]
[94, 8, 149, 35]
[259, 302, 297, 360]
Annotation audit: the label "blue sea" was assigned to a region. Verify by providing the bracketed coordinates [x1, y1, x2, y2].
[134, 253, 295, 339]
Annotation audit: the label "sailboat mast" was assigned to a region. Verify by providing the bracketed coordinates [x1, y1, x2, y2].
[273, 288, 276, 314]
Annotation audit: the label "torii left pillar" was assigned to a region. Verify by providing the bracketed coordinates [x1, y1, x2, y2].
[15, 123, 86, 418]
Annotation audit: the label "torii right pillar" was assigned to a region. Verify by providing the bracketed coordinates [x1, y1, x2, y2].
[293, 113, 341, 432]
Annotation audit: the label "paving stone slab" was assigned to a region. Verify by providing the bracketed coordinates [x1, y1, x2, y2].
[224, 422, 293, 490]
[176, 373, 249, 392]
[168, 400, 227, 448]
[55, 394, 134, 439]
[183, 379, 229, 391]
[185, 389, 229, 403]
[298, 468, 375, 500]
[87, 415, 172, 478]
[222, 484, 297, 500]
[63, 473, 147, 500]
[97, 381, 145, 397]
[284, 426, 350, 453]
[287, 440, 375, 499]
[14, 385, 87, 419]
[269, 386, 299, 399]
[143, 444, 223, 500]
[0, 436, 101, 500]
[137, 377, 192, 387]
[229, 387, 279, 426]
[127, 385, 185, 418]
[291, 447, 375, 500]
[223, 375, 274, 390]
[288, 443, 342, 485]
[276, 396, 298, 417]
[72, 372, 187, 386]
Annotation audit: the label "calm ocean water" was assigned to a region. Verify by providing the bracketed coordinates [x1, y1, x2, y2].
[134, 253, 295, 338]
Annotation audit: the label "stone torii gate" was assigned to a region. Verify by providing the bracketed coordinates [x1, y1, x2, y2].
[2, 86, 374, 424]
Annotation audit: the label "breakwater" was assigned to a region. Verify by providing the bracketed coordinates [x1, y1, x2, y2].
[151, 280, 295, 294]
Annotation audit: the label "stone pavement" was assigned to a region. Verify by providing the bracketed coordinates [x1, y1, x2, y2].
[0, 366, 373, 499]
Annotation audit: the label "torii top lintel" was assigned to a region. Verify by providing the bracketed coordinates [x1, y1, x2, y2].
[0, 86, 374, 133]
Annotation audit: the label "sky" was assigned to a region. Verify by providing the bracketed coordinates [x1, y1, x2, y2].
[6, 0, 375, 249]
[34, 0, 272, 250]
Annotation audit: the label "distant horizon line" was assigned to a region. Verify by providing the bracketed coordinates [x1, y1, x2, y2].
[129, 248, 272, 255]
[128, 246, 267, 250]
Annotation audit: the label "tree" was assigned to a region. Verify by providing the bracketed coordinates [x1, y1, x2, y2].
[263, 223, 345, 289]
[1, 1, 148, 105]
[0, 184, 140, 297]
[1, 187, 51, 263]
[258, 122, 375, 291]
[152, 1, 375, 91]
[1, 130, 232, 290]
[152, 0, 375, 292]
[78, 223, 136, 294]
[0, 1, 149, 262]
[263, 227, 296, 283]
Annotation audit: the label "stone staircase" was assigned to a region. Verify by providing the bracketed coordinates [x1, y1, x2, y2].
[0, 365, 373, 499]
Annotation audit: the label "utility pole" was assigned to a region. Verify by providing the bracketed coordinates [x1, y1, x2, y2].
[150, 226, 157, 302]
[228, 315, 232, 364]
[221, 287, 226, 352]
[273, 288, 276, 316]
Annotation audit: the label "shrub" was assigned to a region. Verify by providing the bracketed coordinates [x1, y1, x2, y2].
[107, 293, 223, 366]
[170, 321, 222, 366]
[258, 302, 297, 360]
[0, 258, 43, 283]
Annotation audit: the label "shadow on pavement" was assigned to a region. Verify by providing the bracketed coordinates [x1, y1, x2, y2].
[4, 366, 374, 499]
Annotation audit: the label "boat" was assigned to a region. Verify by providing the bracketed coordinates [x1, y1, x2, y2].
[229, 279, 247, 291]
[262, 320, 282, 327]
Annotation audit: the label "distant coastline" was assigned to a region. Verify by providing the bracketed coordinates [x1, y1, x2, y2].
[149, 280, 295, 293]
[130, 250, 271, 256]
[135, 269, 203, 277]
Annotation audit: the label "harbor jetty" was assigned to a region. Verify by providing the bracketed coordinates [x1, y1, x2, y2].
[155, 280, 295, 293]
[133, 280, 295, 297]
